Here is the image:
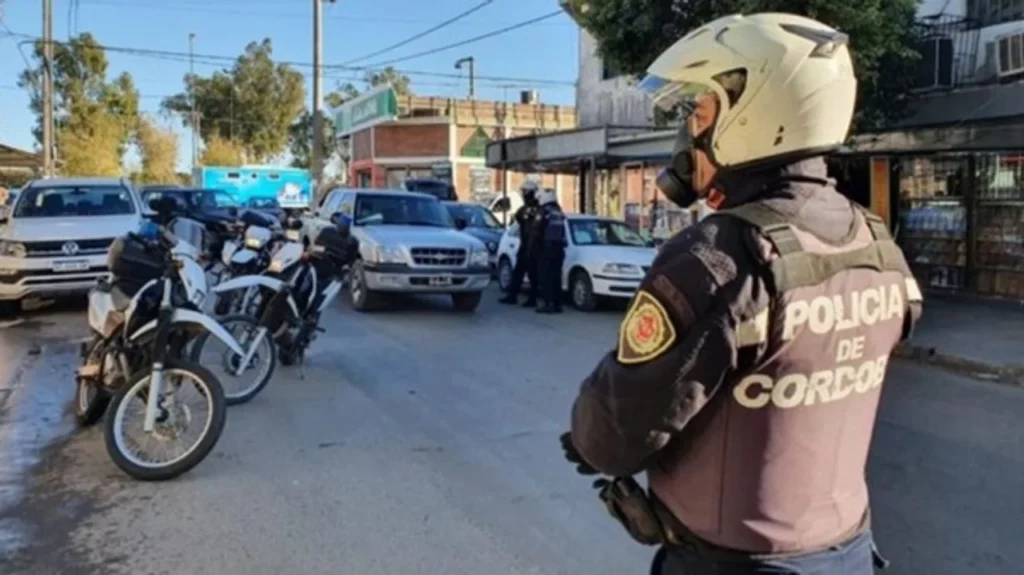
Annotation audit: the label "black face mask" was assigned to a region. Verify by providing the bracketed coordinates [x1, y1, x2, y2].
[656, 123, 702, 209]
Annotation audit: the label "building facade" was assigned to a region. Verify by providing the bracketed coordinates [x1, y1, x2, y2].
[846, 0, 1024, 300]
[334, 86, 577, 207]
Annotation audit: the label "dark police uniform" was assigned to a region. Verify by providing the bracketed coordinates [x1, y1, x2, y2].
[537, 202, 567, 313]
[568, 158, 923, 574]
[502, 202, 543, 304]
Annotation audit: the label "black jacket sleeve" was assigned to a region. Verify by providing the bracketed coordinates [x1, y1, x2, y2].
[569, 218, 772, 477]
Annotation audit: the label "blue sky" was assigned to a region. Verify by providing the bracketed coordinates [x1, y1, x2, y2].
[0, 0, 580, 170]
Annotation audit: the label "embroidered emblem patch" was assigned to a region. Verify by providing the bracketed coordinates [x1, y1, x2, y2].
[617, 289, 677, 365]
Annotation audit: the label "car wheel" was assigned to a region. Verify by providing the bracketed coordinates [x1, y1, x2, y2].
[348, 260, 381, 312]
[497, 257, 514, 293]
[451, 292, 483, 312]
[571, 269, 599, 312]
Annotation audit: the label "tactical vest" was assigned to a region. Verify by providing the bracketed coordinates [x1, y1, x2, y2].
[648, 201, 921, 555]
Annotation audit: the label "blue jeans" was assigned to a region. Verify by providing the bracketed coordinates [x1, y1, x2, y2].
[651, 530, 884, 575]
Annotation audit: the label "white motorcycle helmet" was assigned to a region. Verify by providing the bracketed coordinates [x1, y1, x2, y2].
[637, 12, 857, 208]
[537, 188, 558, 206]
[520, 180, 540, 200]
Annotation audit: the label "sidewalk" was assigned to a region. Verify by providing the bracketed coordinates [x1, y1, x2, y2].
[896, 294, 1024, 384]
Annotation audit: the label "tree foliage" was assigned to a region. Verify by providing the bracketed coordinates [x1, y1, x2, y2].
[574, 0, 921, 132]
[162, 39, 305, 163]
[135, 116, 179, 184]
[200, 135, 245, 166]
[17, 32, 140, 169]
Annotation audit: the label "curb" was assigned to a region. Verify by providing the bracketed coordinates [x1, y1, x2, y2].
[894, 343, 1024, 387]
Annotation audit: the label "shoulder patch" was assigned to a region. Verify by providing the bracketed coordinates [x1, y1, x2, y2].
[617, 290, 678, 365]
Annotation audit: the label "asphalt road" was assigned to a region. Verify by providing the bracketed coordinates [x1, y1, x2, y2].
[0, 292, 1021, 575]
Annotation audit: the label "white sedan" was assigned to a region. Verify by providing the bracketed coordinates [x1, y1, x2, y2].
[495, 214, 657, 311]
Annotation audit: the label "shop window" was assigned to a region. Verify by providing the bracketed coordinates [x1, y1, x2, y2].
[896, 156, 968, 291]
[973, 153, 1024, 298]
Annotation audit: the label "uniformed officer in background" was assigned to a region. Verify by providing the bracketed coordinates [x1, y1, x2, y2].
[498, 181, 543, 307]
[561, 13, 923, 574]
[535, 188, 566, 314]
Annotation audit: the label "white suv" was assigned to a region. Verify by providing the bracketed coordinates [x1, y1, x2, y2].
[0, 177, 144, 313]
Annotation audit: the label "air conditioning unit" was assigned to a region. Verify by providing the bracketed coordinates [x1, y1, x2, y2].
[995, 31, 1024, 78]
[914, 36, 955, 90]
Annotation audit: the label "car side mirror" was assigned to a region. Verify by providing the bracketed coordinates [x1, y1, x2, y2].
[454, 217, 468, 230]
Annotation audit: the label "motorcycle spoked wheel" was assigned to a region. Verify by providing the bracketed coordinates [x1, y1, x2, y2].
[189, 314, 277, 406]
[104, 359, 226, 482]
[75, 337, 113, 427]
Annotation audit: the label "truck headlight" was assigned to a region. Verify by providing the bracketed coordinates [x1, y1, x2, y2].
[0, 241, 26, 258]
[601, 263, 642, 276]
[470, 249, 490, 267]
[372, 245, 406, 264]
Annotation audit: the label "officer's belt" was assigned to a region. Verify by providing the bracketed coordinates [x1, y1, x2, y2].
[714, 202, 906, 292]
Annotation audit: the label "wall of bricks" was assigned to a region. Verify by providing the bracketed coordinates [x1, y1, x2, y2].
[373, 124, 448, 157]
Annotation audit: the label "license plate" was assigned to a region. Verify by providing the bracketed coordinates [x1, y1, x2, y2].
[52, 259, 90, 272]
[285, 230, 300, 241]
[428, 275, 453, 287]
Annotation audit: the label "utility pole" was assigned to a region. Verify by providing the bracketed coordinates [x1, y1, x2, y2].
[41, 0, 53, 176]
[189, 33, 198, 169]
[455, 57, 475, 99]
[312, 0, 335, 196]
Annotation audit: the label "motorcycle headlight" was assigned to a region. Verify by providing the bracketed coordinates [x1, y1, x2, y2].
[245, 236, 266, 249]
[601, 263, 642, 276]
[371, 245, 406, 264]
[0, 240, 26, 258]
[470, 249, 490, 267]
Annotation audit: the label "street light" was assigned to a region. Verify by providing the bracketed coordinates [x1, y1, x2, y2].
[455, 57, 475, 99]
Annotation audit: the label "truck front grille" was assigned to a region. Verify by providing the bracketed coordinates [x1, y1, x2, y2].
[409, 247, 466, 267]
[23, 237, 115, 258]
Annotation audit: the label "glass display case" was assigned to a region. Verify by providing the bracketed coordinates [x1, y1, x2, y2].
[896, 156, 968, 291]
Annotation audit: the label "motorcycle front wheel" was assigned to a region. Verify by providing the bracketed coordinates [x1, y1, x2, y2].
[103, 359, 226, 481]
[189, 314, 276, 405]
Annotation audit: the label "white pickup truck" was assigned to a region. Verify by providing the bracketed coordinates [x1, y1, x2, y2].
[301, 188, 492, 312]
[0, 177, 144, 314]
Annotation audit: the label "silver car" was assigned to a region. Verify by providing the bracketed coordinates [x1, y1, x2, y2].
[335, 189, 491, 312]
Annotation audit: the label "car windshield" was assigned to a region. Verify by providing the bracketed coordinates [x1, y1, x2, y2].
[354, 195, 450, 227]
[569, 219, 647, 247]
[197, 190, 238, 210]
[13, 185, 135, 218]
[445, 203, 501, 229]
[249, 197, 279, 209]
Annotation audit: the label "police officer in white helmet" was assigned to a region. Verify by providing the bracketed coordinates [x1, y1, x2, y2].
[498, 180, 543, 306]
[561, 13, 922, 574]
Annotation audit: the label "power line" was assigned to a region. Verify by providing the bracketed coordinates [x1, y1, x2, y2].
[362, 10, 564, 68]
[341, 0, 493, 65]
[6, 30, 576, 86]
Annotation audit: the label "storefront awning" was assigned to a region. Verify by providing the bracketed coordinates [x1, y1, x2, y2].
[840, 120, 1024, 156]
[0, 143, 41, 169]
[486, 125, 663, 173]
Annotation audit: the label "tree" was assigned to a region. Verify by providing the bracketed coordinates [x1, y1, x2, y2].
[200, 135, 245, 166]
[17, 32, 140, 165]
[162, 39, 305, 163]
[136, 116, 179, 184]
[573, 0, 921, 132]
[56, 105, 123, 176]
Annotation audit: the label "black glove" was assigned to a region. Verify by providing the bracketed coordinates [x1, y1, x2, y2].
[560, 432, 599, 475]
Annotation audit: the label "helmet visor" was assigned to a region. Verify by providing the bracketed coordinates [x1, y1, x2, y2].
[637, 70, 747, 115]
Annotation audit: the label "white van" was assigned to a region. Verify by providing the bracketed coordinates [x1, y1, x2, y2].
[488, 193, 524, 226]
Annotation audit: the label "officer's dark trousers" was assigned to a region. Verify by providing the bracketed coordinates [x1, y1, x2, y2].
[651, 530, 879, 575]
[507, 249, 538, 299]
[539, 248, 565, 306]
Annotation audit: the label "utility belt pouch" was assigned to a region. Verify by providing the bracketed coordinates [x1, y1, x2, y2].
[595, 477, 666, 546]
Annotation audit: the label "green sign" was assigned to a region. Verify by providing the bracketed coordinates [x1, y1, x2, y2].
[460, 127, 491, 158]
[334, 85, 398, 137]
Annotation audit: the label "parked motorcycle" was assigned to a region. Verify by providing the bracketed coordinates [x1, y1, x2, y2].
[74, 217, 243, 481]
[199, 214, 357, 367]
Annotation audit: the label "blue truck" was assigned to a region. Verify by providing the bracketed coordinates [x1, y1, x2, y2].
[193, 165, 313, 210]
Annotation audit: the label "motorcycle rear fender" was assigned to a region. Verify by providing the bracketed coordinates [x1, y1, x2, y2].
[129, 309, 245, 356]
[212, 275, 286, 295]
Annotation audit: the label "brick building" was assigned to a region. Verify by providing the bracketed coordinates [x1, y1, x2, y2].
[334, 85, 578, 207]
